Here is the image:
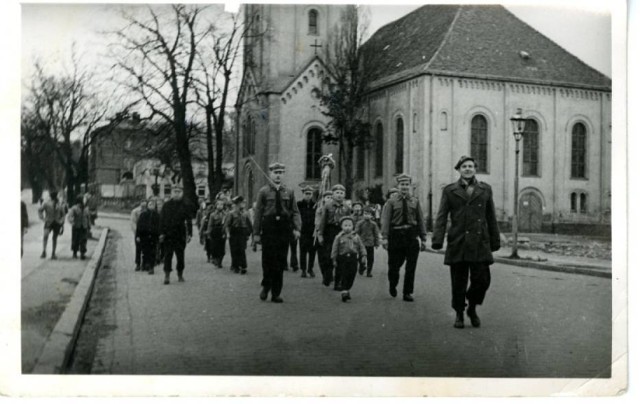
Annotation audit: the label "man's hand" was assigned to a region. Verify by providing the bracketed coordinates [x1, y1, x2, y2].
[136, 237, 140, 243]
[317, 235, 324, 245]
[381, 239, 388, 250]
[293, 230, 300, 240]
[159, 234, 165, 242]
[420, 241, 427, 252]
[253, 235, 261, 244]
[361, 257, 367, 267]
[186, 235, 191, 244]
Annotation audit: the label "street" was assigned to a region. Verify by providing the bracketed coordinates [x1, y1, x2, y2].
[69, 216, 611, 378]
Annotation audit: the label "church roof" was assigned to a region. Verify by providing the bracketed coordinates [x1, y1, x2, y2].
[361, 5, 611, 91]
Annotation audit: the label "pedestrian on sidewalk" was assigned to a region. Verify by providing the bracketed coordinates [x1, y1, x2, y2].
[432, 156, 501, 329]
[21, 200, 28, 257]
[83, 190, 98, 239]
[38, 190, 66, 260]
[331, 216, 367, 302]
[67, 195, 91, 259]
[159, 185, 192, 284]
[297, 185, 317, 278]
[355, 207, 380, 277]
[155, 199, 165, 266]
[225, 196, 252, 274]
[317, 184, 352, 290]
[136, 199, 161, 274]
[253, 162, 301, 303]
[380, 174, 428, 302]
[130, 199, 147, 271]
[206, 198, 227, 268]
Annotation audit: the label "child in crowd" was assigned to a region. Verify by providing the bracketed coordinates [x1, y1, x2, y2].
[331, 216, 366, 302]
[351, 201, 364, 225]
[199, 201, 214, 262]
[136, 199, 161, 273]
[224, 196, 252, 274]
[355, 207, 380, 277]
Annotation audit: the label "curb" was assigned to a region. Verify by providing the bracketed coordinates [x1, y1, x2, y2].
[31, 228, 110, 374]
[425, 250, 611, 279]
[97, 212, 129, 221]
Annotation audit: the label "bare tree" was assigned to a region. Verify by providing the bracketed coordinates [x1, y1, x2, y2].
[109, 4, 209, 212]
[23, 54, 111, 204]
[194, 9, 257, 200]
[316, 6, 372, 197]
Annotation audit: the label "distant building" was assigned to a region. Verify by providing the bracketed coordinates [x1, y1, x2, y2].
[236, 4, 611, 233]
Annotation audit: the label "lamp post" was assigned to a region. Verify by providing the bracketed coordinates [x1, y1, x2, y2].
[509, 108, 526, 259]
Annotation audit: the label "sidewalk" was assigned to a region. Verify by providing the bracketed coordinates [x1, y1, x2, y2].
[20, 196, 107, 373]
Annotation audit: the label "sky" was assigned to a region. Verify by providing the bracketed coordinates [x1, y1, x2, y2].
[21, 0, 613, 86]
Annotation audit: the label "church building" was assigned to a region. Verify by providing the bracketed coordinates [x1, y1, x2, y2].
[235, 4, 611, 233]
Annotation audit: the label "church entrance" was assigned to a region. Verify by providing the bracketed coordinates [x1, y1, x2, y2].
[518, 191, 543, 232]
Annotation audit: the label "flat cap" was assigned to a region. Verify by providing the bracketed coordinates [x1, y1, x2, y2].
[269, 162, 286, 171]
[454, 155, 476, 170]
[301, 185, 315, 193]
[339, 216, 355, 226]
[331, 184, 346, 192]
[232, 195, 244, 204]
[352, 201, 363, 208]
[322, 190, 333, 197]
[395, 173, 413, 183]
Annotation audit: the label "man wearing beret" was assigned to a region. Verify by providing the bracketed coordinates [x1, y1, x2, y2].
[159, 184, 192, 285]
[317, 184, 352, 289]
[432, 156, 501, 329]
[297, 185, 317, 278]
[253, 163, 302, 303]
[380, 174, 427, 301]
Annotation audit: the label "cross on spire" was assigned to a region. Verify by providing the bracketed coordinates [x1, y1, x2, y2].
[310, 39, 323, 55]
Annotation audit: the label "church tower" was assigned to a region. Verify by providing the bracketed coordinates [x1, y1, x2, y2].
[237, 5, 348, 201]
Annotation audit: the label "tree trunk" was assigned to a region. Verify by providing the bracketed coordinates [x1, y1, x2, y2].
[205, 107, 216, 202]
[173, 115, 198, 215]
[344, 140, 354, 199]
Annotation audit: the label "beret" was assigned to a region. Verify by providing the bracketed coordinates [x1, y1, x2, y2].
[339, 216, 355, 226]
[301, 185, 315, 193]
[454, 155, 476, 170]
[322, 190, 334, 197]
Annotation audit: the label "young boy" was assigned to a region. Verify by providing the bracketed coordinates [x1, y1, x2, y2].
[355, 207, 380, 277]
[199, 201, 214, 262]
[206, 199, 227, 268]
[225, 196, 252, 274]
[351, 201, 364, 225]
[67, 195, 91, 259]
[331, 216, 366, 302]
[317, 184, 352, 289]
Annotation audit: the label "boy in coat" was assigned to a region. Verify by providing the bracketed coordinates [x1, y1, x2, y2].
[207, 199, 227, 268]
[432, 155, 501, 329]
[67, 195, 91, 259]
[355, 207, 380, 277]
[331, 216, 367, 302]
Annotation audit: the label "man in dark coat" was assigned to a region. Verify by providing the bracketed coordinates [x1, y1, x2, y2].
[253, 162, 301, 303]
[159, 185, 192, 285]
[432, 155, 501, 329]
[136, 199, 161, 274]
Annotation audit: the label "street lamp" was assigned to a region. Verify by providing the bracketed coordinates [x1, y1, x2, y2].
[509, 108, 526, 259]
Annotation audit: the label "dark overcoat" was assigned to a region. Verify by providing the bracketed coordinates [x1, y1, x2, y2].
[432, 179, 501, 265]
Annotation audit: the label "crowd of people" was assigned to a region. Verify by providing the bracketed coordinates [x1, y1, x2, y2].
[127, 154, 501, 329]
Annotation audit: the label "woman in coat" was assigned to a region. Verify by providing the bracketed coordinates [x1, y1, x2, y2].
[432, 156, 501, 329]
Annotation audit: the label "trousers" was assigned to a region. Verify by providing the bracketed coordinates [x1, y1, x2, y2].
[163, 237, 186, 274]
[337, 254, 358, 291]
[229, 231, 248, 269]
[299, 234, 316, 272]
[449, 262, 491, 311]
[387, 229, 420, 295]
[261, 221, 290, 297]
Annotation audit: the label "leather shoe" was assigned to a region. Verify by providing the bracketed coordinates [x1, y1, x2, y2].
[467, 306, 481, 328]
[341, 292, 349, 302]
[389, 286, 397, 298]
[271, 296, 283, 303]
[259, 288, 268, 301]
[308, 270, 315, 278]
[301, 271, 307, 278]
[403, 294, 414, 302]
[163, 276, 170, 285]
[454, 312, 464, 329]
[178, 275, 185, 282]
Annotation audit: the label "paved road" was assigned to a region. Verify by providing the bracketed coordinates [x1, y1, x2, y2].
[71, 216, 611, 377]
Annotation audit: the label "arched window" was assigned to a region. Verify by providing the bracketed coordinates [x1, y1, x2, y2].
[247, 169, 255, 205]
[308, 9, 318, 35]
[306, 128, 323, 180]
[375, 122, 383, 178]
[250, 119, 256, 155]
[440, 111, 448, 131]
[571, 123, 587, 179]
[570, 192, 577, 213]
[356, 144, 365, 180]
[580, 193, 587, 213]
[395, 117, 404, 174]
[470, 115, 488, 173]
[522, 119, 539, 176]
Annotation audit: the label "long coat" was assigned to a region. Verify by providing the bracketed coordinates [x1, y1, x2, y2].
[432, 179, 501, 265]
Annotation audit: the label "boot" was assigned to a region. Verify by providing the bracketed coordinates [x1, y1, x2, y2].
[454, 311, 465, 329]
[260, 287, 269, 301]
[467, 305, 481, 328]
[301, 270, 307, 278]
[308, 269, 316, 278]
[163, 273, 170, 285]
